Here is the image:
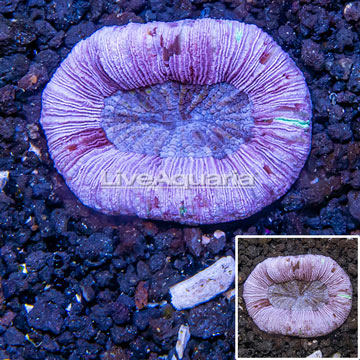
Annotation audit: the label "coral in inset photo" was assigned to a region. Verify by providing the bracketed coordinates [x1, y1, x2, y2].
[243, 254, 352, 337]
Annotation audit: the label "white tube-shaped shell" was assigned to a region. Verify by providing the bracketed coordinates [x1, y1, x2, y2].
[175, 324, 191, 359]
[170, 256, 235, 310]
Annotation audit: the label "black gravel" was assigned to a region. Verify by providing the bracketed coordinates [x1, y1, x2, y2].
[0, 0, 360, 359]
[238, 237, 358, 358]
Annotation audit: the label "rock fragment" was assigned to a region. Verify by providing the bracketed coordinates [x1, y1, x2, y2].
[27, 301, 64, 335]
[330, 58, 353, 80]
[344, 2, 360, 22]
[18, 64, 48, 92]
[135, 281, 149, 310]
[301, 39, 324, 71]
[348, 190, 360, 221]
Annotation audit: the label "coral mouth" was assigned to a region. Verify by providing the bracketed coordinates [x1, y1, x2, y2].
[268, 280, 329, 311]
[101, 81, 254, 159]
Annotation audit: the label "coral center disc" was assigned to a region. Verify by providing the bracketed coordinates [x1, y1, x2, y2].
[268, 280, 329, 311]
[101, 81, 254, 159]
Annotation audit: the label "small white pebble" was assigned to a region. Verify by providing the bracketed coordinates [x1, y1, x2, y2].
[201, 235, 211, 245]
[213, 230, 225, 239]
[0, 171, 9, 191]
[307, 350, 322, 358]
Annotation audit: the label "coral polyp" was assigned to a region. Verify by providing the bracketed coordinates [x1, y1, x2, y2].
[40, 19, 312, 224]
[243, 255, 352, 337]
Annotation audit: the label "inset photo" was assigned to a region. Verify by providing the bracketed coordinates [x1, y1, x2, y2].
[236, 236, 358, 358]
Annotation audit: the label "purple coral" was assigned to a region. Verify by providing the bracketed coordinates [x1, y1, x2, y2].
[243, 255, 352, 337]
[40, 19, 312, 225]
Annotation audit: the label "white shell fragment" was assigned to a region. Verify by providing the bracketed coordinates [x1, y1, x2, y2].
[307, 350, 323, 358]
[175, 325, 191, 359]
[24, 304, 34, 313]
[169, 256, 235, 310]
[0, 170, 9, 191]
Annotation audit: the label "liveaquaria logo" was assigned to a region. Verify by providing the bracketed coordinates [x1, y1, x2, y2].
[101, 171, 255, 189]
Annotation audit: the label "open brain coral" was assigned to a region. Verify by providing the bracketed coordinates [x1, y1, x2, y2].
[243, 255, 353, 337]
[40, 19, 312, 225]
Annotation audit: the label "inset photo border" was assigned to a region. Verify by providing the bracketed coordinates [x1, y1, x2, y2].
[235, 236, 359, 359]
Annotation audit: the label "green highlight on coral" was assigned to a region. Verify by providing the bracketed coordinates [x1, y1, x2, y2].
[274, 117, 310, 128]
[337, 294, 352, 299]
[235, 30, 243, 42]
